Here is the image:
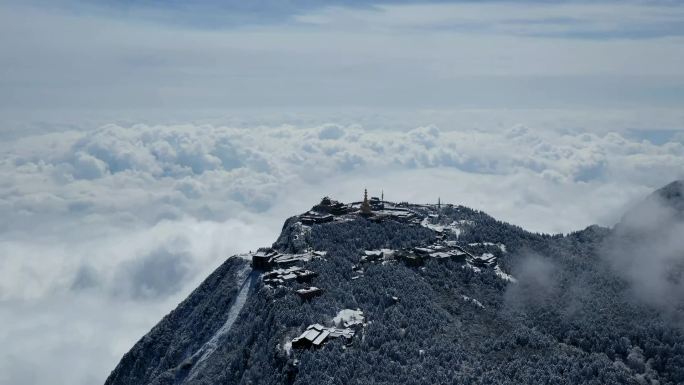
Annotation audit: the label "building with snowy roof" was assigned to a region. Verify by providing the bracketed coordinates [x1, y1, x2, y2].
[291, 324, 355, 349]
[296, 286, 323, 300]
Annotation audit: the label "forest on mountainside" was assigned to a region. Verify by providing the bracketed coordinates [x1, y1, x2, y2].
[107, 190, 684, 385]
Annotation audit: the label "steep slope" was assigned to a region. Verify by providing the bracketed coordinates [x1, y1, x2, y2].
[653, 180, 684, 213]
[106, 185, 684, 385]
[105, 257, 251, 385]
[617, 179, 684, 233]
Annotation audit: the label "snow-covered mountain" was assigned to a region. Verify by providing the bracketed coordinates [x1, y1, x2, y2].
[105, 182, 684, 385]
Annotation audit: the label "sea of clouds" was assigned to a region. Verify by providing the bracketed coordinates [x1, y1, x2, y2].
[1, 113, 683, 384]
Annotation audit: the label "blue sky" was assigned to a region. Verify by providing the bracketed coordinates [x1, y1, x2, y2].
[20, 0, 684, 32]
[14, 0, 684, 37]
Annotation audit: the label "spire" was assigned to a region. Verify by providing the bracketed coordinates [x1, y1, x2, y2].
[360, 188, 372, 216]
[381, 189, 384, 210]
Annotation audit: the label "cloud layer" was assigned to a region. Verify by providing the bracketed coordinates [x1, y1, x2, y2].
[4, 118, 682, 229]
[2, 117, 683, 299]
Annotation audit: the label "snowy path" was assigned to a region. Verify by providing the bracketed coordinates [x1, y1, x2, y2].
[184, 266, 258, 382]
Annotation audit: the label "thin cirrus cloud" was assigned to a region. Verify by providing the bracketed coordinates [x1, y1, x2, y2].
[21, 0, 684, 39]
[294, 2, 684, 39]
[1, 1, 684, 111]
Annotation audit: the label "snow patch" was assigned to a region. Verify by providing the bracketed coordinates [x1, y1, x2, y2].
[294, 222, 311, 240]
[494, 266, 517, 283]
[462, 263, 481, 273]
[185, 266, 257, 380]
[469, 242, 507, 253]
[282, 338, 293, 356]
[332, 309, 365, 328]
[461, 295, 485, 309]
[235, 252, 254, 261]
[420, 218, 468, 238]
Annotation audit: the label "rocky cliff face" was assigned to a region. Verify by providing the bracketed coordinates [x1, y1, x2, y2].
[272, 216, 311, 254]
[106, 183, 684, 385]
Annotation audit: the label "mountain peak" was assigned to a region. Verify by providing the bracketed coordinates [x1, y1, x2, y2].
[652, 179, 684, 212]
[617, 179, 684, 232]
[105, 192, 684, 385]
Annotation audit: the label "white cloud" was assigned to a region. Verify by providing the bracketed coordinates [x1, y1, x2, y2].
[1, 116, 682, 236]
[318, 124, 347, 140]
[0, 215, 279, 385]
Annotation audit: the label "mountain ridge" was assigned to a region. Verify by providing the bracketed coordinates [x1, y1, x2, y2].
[105, 183, 684, 385]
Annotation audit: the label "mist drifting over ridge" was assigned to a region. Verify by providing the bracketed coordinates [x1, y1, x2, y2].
[603, 181, 684, 315]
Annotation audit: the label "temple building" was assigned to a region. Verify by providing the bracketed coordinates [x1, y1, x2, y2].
[300, 211, 334, 225]
[291, 324, 356, 349]
[313, 197, 350, 215]
[296, 286, 323, 300]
